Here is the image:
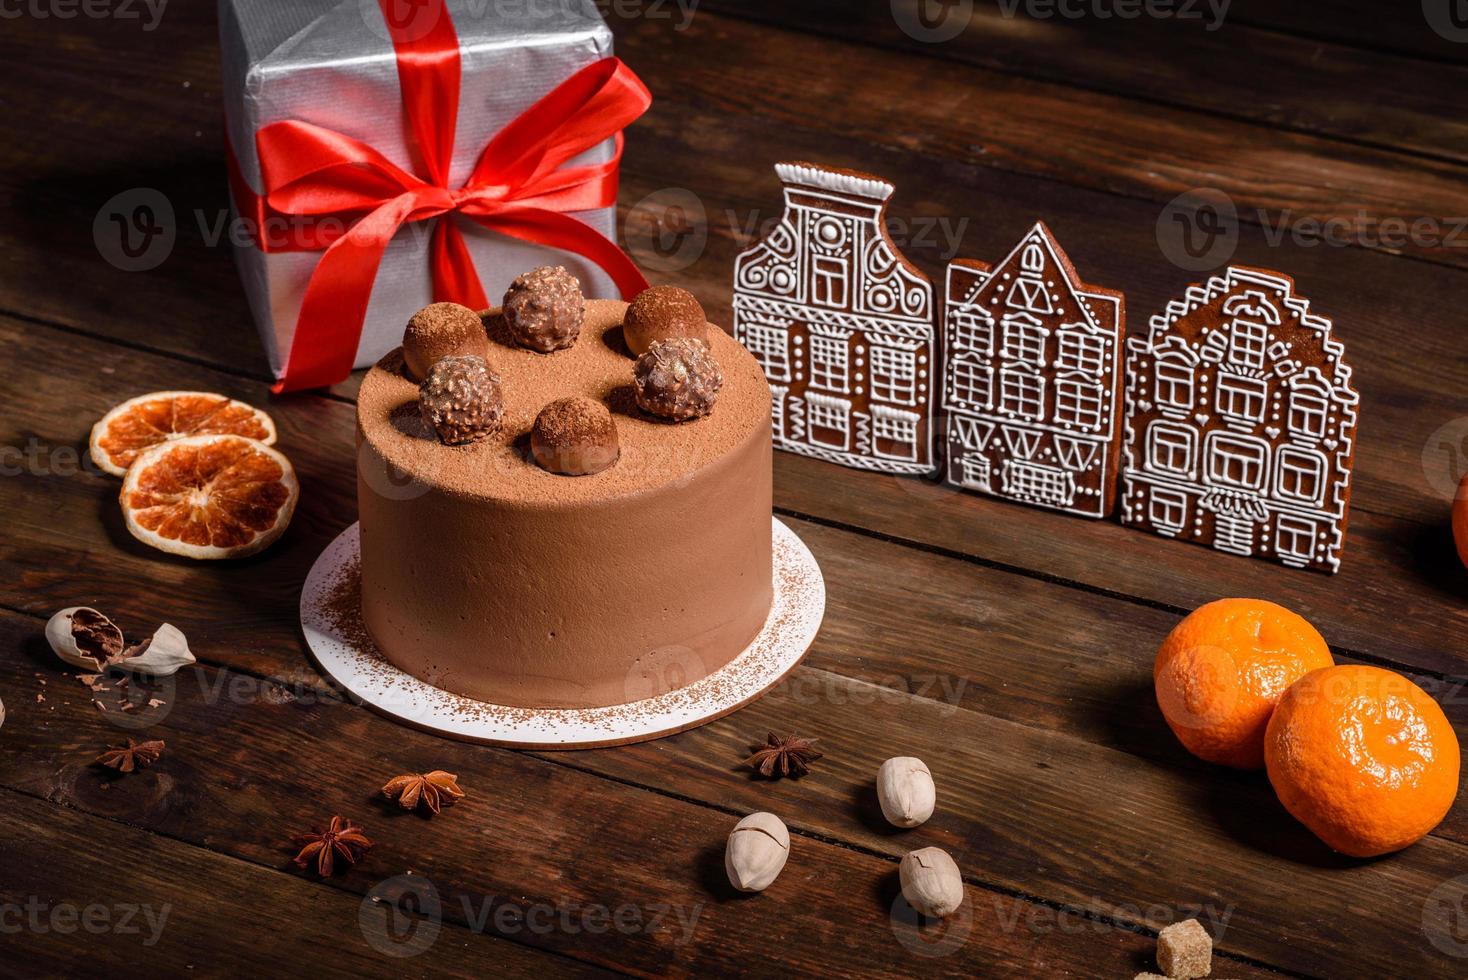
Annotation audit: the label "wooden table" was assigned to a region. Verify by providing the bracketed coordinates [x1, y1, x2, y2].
[3, 3, 1466, 976]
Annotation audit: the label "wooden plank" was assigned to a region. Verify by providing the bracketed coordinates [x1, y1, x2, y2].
[0, 787, 608, 978]
[1229, 0, 1468, 63]
[608, 12, 1468, 269]
[4, 48, 1467, 532]
[0, 308, 1462, 689]
[0, 612, 1259, 979]
[3, 318, 1461, 973]
[6, 9, 1468, 383]
[699, 0, 1468, 163]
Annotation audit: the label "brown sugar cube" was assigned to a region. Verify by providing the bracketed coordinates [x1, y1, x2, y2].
[1157, 918, 1211, 979]
[622, 285, 707, 356]
[402, 302, 488, 381]
[1134, 974, 1169, 980]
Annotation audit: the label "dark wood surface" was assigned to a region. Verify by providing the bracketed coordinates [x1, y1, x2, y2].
[2, 2, 1466, 976]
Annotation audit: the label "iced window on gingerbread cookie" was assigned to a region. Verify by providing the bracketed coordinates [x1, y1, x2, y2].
[1055, 379, 1104, 430]
[950, 354, 992, 409]
[1147, 422, 1195, 474]
[1006, 278, 1054, 314]
[1277, 447, 1327, 503]
[1155, 359, 1194, 409]
[812, 255, 849, 307]
[1276, 516, 1318, 562]
[1206, 433, 1268, 490]
[809, 333, 850, 393]
[1001, 313, 1048, 366]
[1227, 319, 1269, 370]
[743, 320, 792, 383]
[959, 454, 991, 491]
[1149, 488, 1190, 531]
[872, 405, 921, 461]
[1216, 374, 1268, 422]
[999, 367, 1045, 420]
[952, 310, 995, 355]
[1288, 387, 1330, 440]
[1057, 331, 1106, 375]
[871, 345, 917, 405]
[806, 393, 852, 449]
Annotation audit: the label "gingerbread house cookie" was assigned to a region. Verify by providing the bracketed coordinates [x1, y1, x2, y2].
[1120, 266, 1359, 573]
[940, 222, 1125, 518]
[733, 162, 936, 474]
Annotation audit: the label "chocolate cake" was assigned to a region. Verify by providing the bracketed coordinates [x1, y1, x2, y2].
[356, 296, 774, 710]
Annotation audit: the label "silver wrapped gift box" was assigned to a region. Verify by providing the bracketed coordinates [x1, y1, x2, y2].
[218, 0, 619, 382]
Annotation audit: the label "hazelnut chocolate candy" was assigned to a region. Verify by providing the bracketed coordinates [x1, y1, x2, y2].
[634, 337, 723, 421]
[622, 285, 706, 356]
[530, 396, 619, 476]
[503, 266, 584, 353]
[419, 355, 504, 446]
[402, 302, 488, 381]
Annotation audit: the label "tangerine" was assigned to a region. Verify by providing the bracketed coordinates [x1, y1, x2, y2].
[1265, 665, 1460, 857]
[1154, 598, 1333, 769]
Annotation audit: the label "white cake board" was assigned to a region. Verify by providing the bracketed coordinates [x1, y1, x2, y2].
[300, 518, 825, 749]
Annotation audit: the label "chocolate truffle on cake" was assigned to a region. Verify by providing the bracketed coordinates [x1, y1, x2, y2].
[402, 302, 488, 381]
[530, 396, 619, 476]
[503, 266, 584, 353]
[622, 285, 707, 356]
[419, 355, 504, 446]
[634, 338, 724, 422]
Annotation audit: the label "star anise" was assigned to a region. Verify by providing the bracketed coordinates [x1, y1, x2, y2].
[743, 732, 823, 779]
[94, 738, 165, 773]
[381, 770, 465, 815]
[291, 816, 373, 877]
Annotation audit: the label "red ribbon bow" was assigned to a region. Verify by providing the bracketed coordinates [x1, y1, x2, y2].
[234, 0, 651, 392]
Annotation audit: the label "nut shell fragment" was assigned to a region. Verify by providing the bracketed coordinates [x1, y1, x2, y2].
[115, 623, 196, 677]
[45, 607, 124, 672]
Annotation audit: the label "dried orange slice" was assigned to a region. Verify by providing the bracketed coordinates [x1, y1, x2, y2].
[90, 391, 276, 477]
[119, 434, 299, 560]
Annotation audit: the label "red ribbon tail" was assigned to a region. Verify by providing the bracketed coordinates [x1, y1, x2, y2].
[430, 218, 489, 310]
[467, 207, 649, 301]
[272, 198, 420, 392]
